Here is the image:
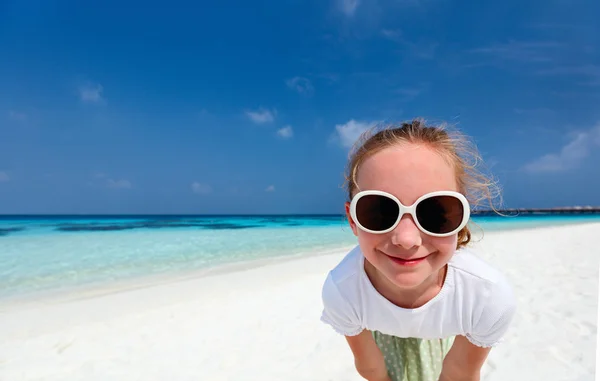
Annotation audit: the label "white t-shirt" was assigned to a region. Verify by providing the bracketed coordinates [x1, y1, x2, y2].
[320, 245, 517, 348]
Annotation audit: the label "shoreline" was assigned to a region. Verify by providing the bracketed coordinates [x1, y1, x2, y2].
[0, 244, 357, 310]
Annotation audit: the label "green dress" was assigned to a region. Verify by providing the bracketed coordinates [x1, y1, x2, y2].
[372, 331, 455, 381]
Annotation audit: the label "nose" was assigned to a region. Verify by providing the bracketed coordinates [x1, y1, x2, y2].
[390, 215, 423, 249]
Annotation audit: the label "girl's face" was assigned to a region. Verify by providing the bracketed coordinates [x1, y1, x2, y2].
[345, 143, 460, 290]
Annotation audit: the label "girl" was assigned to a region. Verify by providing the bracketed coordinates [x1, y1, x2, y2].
[320, 119, 516, 381]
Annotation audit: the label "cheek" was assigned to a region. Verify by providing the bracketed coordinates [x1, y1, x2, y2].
[356, 230, 377, 247]
[356, 231, 383, 257]
[426, 235, 458, 256]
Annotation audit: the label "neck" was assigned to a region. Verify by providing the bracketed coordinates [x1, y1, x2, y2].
[364, 260, 447, 309]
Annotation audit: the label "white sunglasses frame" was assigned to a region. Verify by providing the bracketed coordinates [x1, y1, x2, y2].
[349, 190, 471, 237]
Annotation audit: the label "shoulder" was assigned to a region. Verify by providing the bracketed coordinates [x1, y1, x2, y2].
[449, 248, 517, 347]
[327, 245, 363, 284]
[448, 248, 509, 286]
[320, 245, 364, 336]
[449, 248, 515, 308]
[448, 248, 515, 302]
[322, 245, 363, 306]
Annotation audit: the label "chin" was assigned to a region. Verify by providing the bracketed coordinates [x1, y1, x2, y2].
[385, 270, 431, 289]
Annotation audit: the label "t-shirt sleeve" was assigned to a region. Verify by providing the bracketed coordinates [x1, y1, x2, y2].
[320, 273, 363, 337]
[466, 275, 517, 348]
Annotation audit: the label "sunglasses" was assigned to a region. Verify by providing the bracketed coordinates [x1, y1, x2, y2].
[349, 190, 470, 237]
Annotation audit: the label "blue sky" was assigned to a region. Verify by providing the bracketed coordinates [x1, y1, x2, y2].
[1, 0, 599, 214]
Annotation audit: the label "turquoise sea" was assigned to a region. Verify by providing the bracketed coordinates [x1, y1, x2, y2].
[0, 214, 599, 301]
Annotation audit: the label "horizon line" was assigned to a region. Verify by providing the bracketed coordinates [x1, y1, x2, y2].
[1, 208, 600, 217]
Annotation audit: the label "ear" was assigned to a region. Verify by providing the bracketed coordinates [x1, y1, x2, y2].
[345, 201, 359, 237]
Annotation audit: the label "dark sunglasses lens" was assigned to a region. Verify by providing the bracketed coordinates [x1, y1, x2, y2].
[355, 195, 399, 231]
[416, 196, 464, 234]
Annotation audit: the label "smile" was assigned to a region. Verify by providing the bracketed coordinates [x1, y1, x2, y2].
[383, 252, 430, 266]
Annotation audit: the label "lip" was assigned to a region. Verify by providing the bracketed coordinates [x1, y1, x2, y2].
[381, 251, 430, 266]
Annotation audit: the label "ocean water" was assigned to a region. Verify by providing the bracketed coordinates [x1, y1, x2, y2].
[0, 214, 598, 301]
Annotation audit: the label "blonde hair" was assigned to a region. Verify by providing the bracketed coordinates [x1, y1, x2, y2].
[344, 118, 501, 249]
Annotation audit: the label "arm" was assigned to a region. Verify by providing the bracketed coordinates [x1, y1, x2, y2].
[345, 330, 392, 381]
[438, 335, 491, 381]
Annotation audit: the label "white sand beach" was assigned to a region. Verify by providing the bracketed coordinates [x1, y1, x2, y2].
[0, 223, 598, 381]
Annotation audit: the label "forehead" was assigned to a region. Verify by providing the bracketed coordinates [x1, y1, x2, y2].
[356, 144, 458, 204]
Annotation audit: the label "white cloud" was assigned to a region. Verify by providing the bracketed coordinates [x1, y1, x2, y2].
[338, 0, 360, 16]
[286, 77, 314, 95]
[191, 182, 212, 194]
[106, 179, 132, 189]
[332, 119, 376, 148]
[8, 111, 27, 121]
[522, 123, 600, 172]
[265, 185, 275, 192]
[0, 171, 9, 182]
[277, 125, 294, 139]
[79, 83, 104, 103]
[246, 108, 276, 124]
